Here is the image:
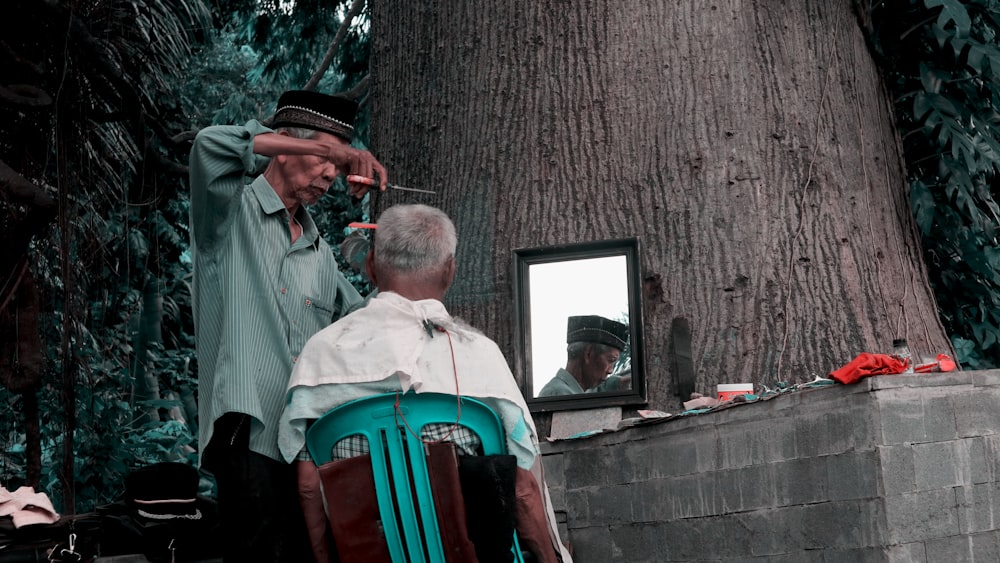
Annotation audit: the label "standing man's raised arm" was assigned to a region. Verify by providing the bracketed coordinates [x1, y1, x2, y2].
[252, 132, 388, 197]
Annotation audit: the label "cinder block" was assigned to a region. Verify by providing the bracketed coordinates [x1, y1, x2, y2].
[541, 450, 565, 485]
[608, 521, 676, 563]
[961, 437, 990, 485]
[619, 431, 713, 481]
[565, 487, 589, 527]
[667, 472, 720, 519]
[884, 489, 960, 544]
[716, 417, 799, 470]
[969, 369, 1000, 386]
[920, 393, 959, 443]
[547, 481, 565, 512]
[924, 534, 973, 562]
[954, 387, 1000, 438]
[910, 438, 988, 491]
[871, 372, 969, 391]
[956, 481, 1000, 534]
[755, 552, 824, 563]
[913, 441, 963, 490]
[826, 450, 879, 501]
[566, 525, 613, 563]
[740, 501, 881, 554]
[541, 452, 566, 512]
[564, 484, 633, 528]
[549, 407, 621, 440]
[563, 446, 615, 488]
[628, 478, 672, 523]
[819, 547, 891, 563]
[878, 444, 916, 496]
[775, 456, 830, 506]
[969, 529, 1000, 562]
[740, 507, 800, 555]
[972, 369, 1000, 387]
[982, 435, 1000, 483]
[797, 500, 882, 550]
[926, 528, 1000, 562]
[885, 542, 928, 563]
[660, 430, 720, 478]
[584, 484, 635, 525]
[879, 391, 931, 445]
[733, 462, 779, 512]
[610, 516, 750, 562]
[796, 405, 877, 457]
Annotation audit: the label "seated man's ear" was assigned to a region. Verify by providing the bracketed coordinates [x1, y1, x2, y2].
[442, 256, 456, 289]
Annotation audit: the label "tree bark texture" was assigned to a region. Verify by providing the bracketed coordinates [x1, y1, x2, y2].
[370, 0, 952, 412]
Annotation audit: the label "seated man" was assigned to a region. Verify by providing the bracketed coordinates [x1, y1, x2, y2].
[278, 203, 572, 563]
[538, 315, 630, 397]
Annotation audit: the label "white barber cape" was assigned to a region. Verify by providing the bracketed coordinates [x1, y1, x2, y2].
[278, 291, 573, 563]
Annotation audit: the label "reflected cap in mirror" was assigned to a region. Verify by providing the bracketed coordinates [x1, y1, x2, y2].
[566, 315, 629, 350]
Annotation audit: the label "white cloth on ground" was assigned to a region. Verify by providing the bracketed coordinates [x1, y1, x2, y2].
[0, 486, 60, 527]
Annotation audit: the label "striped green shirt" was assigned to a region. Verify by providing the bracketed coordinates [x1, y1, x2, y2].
[188, 120, 362, 462]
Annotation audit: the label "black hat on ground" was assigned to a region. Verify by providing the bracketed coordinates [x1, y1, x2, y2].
[270, 90, 358, 142]
[124, 462, 202, 521]
[566, 315, 629, 350]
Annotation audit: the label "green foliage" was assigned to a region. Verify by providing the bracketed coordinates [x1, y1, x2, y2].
[1, 0, 374, 514]
[866, 0, 1000, 368]
[0, 0, 209, 513]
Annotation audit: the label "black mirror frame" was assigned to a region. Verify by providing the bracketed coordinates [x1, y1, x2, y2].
[512, 237, 647, 413]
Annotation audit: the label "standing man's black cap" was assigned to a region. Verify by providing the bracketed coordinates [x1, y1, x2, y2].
[270, 90, 357, 142]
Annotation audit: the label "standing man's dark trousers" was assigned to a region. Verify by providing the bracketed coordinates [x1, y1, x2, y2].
[203, 413, 314, 563]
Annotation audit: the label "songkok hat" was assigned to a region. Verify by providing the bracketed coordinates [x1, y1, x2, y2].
[124, 462, 202, 520]
[567, 315, 629, 350]
[270, 90, 357, 142]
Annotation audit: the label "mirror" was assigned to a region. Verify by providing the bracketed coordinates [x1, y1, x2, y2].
[512, 238, 646, 412]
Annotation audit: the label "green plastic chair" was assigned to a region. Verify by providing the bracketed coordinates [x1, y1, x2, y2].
[305, 391, 527, 563]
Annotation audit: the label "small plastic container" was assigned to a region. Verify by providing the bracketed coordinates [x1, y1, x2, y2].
[717, 383, 754, 402]
[892, 338, 915, 374]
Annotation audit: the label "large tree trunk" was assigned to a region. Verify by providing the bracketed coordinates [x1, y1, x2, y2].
[369, 0, 953, 414]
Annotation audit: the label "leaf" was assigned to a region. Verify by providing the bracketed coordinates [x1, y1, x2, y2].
[925, 0, 972, 37]
[913, 91, 932, 119]
[956, 37, 982, 69]
[920, 62, 947, 94]
[910, 180, 937, 236]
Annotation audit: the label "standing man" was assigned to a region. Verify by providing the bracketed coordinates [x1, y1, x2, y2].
[187, 89, 387, 562]
[537, 315, 630, 397]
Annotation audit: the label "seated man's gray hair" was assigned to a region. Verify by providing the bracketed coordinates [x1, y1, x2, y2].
[374, 204, 457, 272]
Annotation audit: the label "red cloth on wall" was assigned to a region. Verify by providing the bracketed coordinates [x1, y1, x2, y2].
[828, 353, 907, 384]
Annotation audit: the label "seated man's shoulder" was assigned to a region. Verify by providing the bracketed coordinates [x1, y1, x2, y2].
[451, 319, 506, 352]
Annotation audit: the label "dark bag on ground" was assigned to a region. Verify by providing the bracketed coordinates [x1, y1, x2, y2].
[0, 513, 101, 562]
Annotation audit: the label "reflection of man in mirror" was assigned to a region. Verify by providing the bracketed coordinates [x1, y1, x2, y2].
[537, 315, 630, 397]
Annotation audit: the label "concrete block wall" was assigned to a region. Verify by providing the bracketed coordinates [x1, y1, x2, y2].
[539, 370, 1000, 562]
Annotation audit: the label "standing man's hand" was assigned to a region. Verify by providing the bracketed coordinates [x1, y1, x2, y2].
[323, 144, 388, 198]
[253, 132, 389, 198]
